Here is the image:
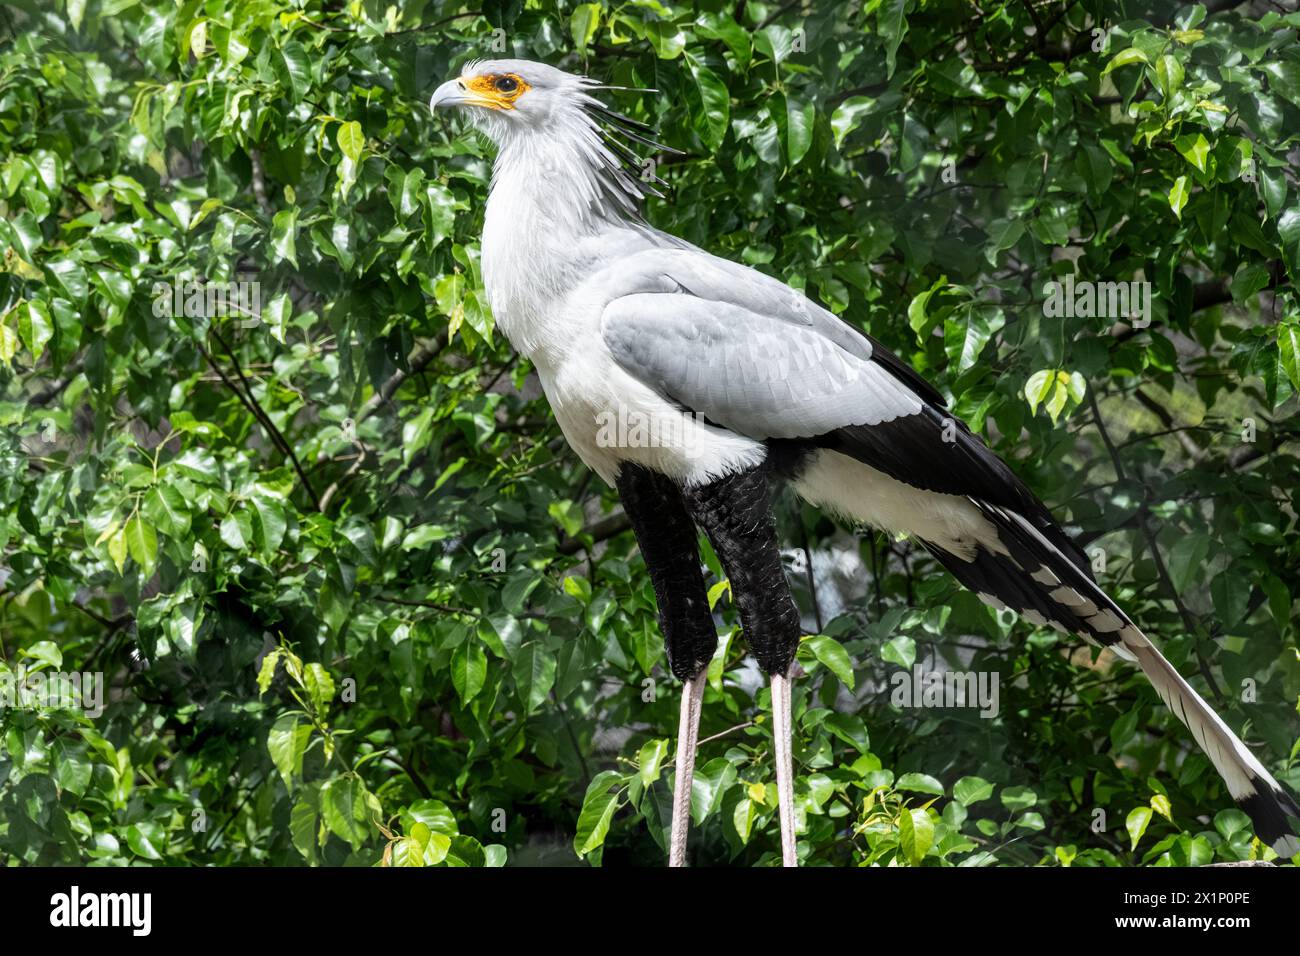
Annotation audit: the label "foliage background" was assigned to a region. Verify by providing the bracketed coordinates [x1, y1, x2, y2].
[1, 0, 1299, 866]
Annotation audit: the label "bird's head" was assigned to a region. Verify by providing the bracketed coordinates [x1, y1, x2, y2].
[428, 59, 595, 144]
[429, 58, 674, 214]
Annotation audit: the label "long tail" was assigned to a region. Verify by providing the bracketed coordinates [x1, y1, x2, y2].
[923, 498, 1300, 857]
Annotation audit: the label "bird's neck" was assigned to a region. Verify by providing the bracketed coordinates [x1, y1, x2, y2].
[481, 115, 656, 357]
[486, 112, 646, 236]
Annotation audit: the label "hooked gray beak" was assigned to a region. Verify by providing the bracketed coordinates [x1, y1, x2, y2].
[429, 78, 471, 112]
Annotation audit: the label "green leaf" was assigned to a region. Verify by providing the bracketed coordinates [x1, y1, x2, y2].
[627, 737, 665, 789]
[54, 742, 92, 796]
[303, 663, 335, 716]
[644, 21, 686, 59]
[1260, 60, 1300, 108]
[907, 276, 948, 336]
[1167, 532, 1210, 591]
[1174, 132, 1209, 173]
[424, 832, 452, 865]
[732, 797, 759, 844]
[124, 515, 157, 575]
[1126, 805, 1153, 851]
[1074, 143, 1113, 197]
[1110, 708, 1139, 749]
[547, 499, 584, 537]
[320, 776, 375, 850]
[878, 0, 911, 79]
[1168, 175, 1189, 219]
[270, 208, 298, 267]
[689, 60, 730, 151]
[501, 570, 541, 614]
[267, 714, 310, 788]
[1232, 264, 1272, 304]
[1000, 786, 1038, 811]
[18, 299, 52, 360]
[1065, 371, 1087, 404]
[512, 642, 556, 714]
[985, 219, 1024, 266]
[1155, 55, 1184, 99]
[1260, 573, 1292, 631]
[880, 633, 916, 669]
[1024, 369, 1055, 413]
[954, 776, 995, 805]
[1279, 208, 1300, 280]
[276, 40, 311, 102]
[784, 95, 815, 165]
[563, 574, 592, 603]
[143, 483, 190, 537]
[691, 757, 737, 824]
[1101, 48, 1149, 75]
[1044, 371, 1071, 424]
[570, 4, 600, 52]
[1211, 570, 1250, 628]
[250, 495, 287, 554]
[107, 525, 127, 575]
[896, 772, 945, 796]
[804, 635, 855, 688]
[574, 772, 623, 857]
[0, 314, 20, 366]
[1213, 808, 1252, 841]
[390, 835, 425, 867]
[945, 304, 1005, 372]
[21, 640, 62, 668]
[1150, 793, 1173, 822]
[125, 822, 165, 860]
[404, 799, 458, 836]
[451, 639, 487, 704]
[899, 808, 934, 865]
[220, 509, 253, 551]
[256, 650, 282, 695]
[336, 121, 364, 163]
[823, 713, 870, 752]
[290, 799, 317, 862]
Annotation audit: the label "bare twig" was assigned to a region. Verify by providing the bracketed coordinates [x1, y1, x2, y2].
[558, 511, 631, 555]
[26, 358, 83, 407]
[697, 721, 754, 748]
[199, 330, 322, 511]
[1132, 389, 1205, 462]
[355, 334, 450, 424]
[1087, 389, 1225, 705]
[248, 149, 273, 216]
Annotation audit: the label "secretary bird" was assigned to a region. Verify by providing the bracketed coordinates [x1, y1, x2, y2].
[429, 59, 1300, 866]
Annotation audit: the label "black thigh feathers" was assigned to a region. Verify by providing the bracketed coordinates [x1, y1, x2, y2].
[681, 463, 804, 676]
[614, 464, 718, 680]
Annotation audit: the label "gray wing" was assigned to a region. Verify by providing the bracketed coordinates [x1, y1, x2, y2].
[595, 245, 1086, 570]
[596, 248, 925, 440]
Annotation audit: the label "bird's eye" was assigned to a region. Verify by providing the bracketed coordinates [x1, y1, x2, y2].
[494, 76, 519, 93]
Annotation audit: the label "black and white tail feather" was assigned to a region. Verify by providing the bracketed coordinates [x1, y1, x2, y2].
[924, 500, 1300, 857]
[816, 355, 1300, 856]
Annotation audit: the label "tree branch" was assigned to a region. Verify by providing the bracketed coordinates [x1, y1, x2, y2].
[558, 511, 631, 555]
[1087, 390, 1225, 705]
[355, 333, 450, 425]
[200, 329, 321, 511]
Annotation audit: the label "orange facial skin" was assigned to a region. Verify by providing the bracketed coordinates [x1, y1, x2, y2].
[464, 73, 532, 110]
